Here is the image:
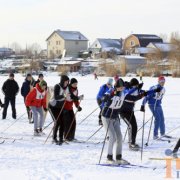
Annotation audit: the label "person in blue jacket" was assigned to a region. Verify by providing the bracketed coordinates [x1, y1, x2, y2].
[21, 73, 35, 123]
[96, 78, 113, 125]
[141, 76, 166, 139]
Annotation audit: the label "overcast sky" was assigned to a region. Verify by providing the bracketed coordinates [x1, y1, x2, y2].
[0, 0, 179, 49]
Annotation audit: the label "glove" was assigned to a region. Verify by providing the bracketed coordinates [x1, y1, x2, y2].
[43, 108, 48, 112]
[77, 106, 82, 112]
[0, 104, 4, 108]
[78, 94, 84, 101]
[70, 94, 79, 101]
[140, 105, 145, 112]
[138, 83, 144, 90]
[101, 95, 109, 102]
[26, 106, 30, 111]
[155, 87, 161, 92]
[141, 91, 147, 97]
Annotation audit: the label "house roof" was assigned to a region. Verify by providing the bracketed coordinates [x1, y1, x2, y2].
[47, 30, 88, 41]
[132, 34, 163, 47]
[97, 38, 122, 49]
[0, 48, 13, 52]
[134, 47, 156, 54]
[147, 42, 178, 52]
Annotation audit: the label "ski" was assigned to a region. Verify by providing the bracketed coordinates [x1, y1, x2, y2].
[156, 138, 171, 143]
[97, 163, 153, 169]
[0, 140, 5, 144]
[149, 157, 178, 161]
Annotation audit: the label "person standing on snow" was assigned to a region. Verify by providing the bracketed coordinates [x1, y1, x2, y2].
[48, 75, 70, 145]
[21, 73, 35, 123]
[63, 78, 83, 141]
[2, 73, 19, 119]
[141, 76, 166, 140]
[25, 80, 48, 136]
[96, 78, 113, 126]
[101, 78, 141, 165]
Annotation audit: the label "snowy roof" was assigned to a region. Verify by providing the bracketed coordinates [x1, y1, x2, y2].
[147, 42, 178, 52]
[132, 34, 163, 47]
[134, 47, 156, 54]
[0, 48, 13, 52]
[47, 30, 88, 41]
[97, 38, 122, 49]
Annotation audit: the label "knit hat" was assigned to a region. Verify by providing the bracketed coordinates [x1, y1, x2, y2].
[39, 80, 47, 88]
[9, 73, 14, 77]
[130, 78, 139, 87]
[70, 78, 78, 85]
[115, 78, 124, 88]
[26, 73, 32, 77]
[107, 78, 113, 86]
[38, 73, 44, 78]
[158, 76, 165, 82]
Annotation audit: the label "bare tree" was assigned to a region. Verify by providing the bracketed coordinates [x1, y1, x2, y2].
[10, 42, 22, 54]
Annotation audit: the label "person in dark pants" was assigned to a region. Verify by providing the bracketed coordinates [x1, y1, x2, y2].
[2, 73, 19, 119]
[96, 78, 113, 126]
[172, 139, 180, 158]
[21, 73, 34, 123]
[48, 75, 69, 145]
[63, 78, 83, 141]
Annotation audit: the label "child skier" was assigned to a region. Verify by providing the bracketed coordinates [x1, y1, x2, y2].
[25, 80, 47, 136]
[96, 78, 113, 125]
[63, 78, 83, 141]
[141, 76, 166, 140]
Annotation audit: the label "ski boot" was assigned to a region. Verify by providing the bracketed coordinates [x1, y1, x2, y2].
[129, 143, 140, 151]
[106, 154, 115, 164]
[115, 154, 130, 165]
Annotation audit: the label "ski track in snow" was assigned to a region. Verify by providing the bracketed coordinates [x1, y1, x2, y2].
[0, 74, 180, 179]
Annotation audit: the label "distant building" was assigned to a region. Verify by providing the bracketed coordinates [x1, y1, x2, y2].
[89, 38, 123, 55]
[123, 34, 163, 55]
[0, 48, 14, 58]
[46, 29, 88, 59]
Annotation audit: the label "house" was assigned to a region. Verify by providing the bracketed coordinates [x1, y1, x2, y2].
[123, 34, 163, 54]
[89, 38, 123, 55]
[0, 48, 14, 58]
[46, 29, 88, 59]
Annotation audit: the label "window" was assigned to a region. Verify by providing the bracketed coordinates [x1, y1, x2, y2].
[56, 41, 58, 45]
[48, 41, 50, 45]
[130, 40, 135, 47]
[56, 50, 58, 54]
[75, 41, 79, 45]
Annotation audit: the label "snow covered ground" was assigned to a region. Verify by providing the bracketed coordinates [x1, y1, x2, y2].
[0, 73, 180, 180]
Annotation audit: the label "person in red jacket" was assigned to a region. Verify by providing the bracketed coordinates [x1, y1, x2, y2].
[25, 80, 47, 136]
[63, 78, 83, 141]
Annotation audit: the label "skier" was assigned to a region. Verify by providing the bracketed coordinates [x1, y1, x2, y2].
[48, 75, 69, 145]
[2, 73, 19, 119]
[96, 78, 113, 125]
[25, 80, 48, 136]
[101, 78, 147, 164]
[63, 78, 83, 141]
[21, 73, 34, 123]
[94, 73, 98, 80]
[141, 76, 166, 140]
[120, 78, 160, 151]
[172, 139, 180, 158]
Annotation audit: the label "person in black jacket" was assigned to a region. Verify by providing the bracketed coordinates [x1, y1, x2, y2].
[2, 73, 19, 119]
[48, 75, 70, 145]
[21, 73, 34, 123]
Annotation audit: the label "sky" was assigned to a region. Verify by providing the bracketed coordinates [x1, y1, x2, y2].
[0, 0, 179, 49]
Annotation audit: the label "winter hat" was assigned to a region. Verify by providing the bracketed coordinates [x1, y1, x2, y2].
[39, 80, 47, 88]
[107, 78, 113, 86]
[9, 73, 14, 77]
[130, 78, 139, 87]
[26, 73, 32, 77]
[38, 73, 44, 78]
[115, 78, 124, 88]
[70, 78, 78, 85]
[158, 76, 165, 83]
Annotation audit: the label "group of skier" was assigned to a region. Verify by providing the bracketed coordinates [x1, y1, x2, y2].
[0, 72, 179, 163]
[96, 75, 179, 163]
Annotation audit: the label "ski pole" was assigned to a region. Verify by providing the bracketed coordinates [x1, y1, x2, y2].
[44, 101, 65, 144]
[1, 113, 26, 133]
[145, 99, 157, 146]
[137, 116, 152, 133]
[141, 111, 145, 161]
[98, 110, 113, 164]
[78, 107, 99, 125]
[85, 126, 103, 143]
